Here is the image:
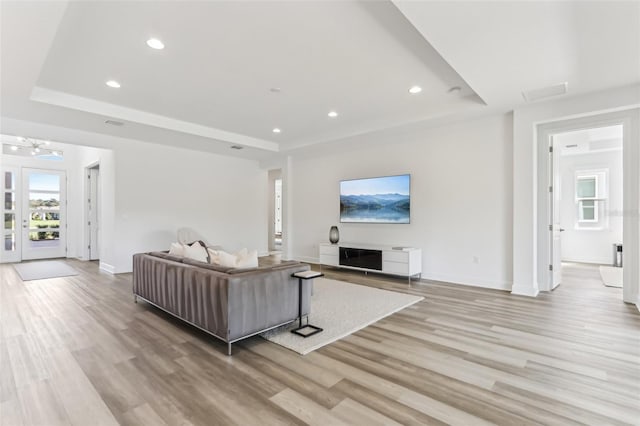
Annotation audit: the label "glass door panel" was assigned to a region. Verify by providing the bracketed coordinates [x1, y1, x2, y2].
[2, 170, 18, 258]
[21, 169, 66, 260]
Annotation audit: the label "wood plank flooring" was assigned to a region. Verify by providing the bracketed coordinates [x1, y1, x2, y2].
[1, 260, 638, 425]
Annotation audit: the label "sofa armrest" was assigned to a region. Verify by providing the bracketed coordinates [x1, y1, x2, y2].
[227, 263, 311, 341]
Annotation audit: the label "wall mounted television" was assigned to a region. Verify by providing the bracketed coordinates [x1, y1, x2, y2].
[340, 174, 410, 224]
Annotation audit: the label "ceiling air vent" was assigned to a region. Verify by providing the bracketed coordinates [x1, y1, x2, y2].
[230, 145, 244, 150]
[105, 120, 124, 126]
[522, 82, 568, 102]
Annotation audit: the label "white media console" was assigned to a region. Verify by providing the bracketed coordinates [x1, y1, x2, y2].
[319, 242, 422, 282]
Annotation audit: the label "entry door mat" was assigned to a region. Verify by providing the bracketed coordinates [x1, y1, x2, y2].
[261, 278, 424, 355]
[13, 260, 79, 281]
[599, 265, 623, 288]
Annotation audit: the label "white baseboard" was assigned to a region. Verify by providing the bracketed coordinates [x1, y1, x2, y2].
[99, 262, 115, 274]
[423, 272, 512, 292]
[511, 282, 540, 297]
[562, 258, 611, 265]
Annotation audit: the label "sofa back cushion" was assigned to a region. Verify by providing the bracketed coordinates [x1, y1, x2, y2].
[182, 258, 234, 273]
[148, 251, 185, 263]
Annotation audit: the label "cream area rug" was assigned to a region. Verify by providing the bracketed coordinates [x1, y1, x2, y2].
[13, 260, 79, 281]
[599, 265, 623, 288]
[261, 277, 423, 355]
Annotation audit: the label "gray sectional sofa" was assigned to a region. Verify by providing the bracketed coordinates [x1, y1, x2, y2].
[132, 251, 311, 355]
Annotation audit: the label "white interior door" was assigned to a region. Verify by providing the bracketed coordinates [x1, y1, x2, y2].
[551, 138, 562, 289]
[88, 167, 100, 260]
[21, 168, 66, 260]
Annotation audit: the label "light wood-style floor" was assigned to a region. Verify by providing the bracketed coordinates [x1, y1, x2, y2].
[1, 260, 638, 425]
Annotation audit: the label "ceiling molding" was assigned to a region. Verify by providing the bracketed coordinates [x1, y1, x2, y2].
[30, 86, 280, 152]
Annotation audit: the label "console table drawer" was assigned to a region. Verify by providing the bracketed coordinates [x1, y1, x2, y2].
[320, 254, 338, 266]
[320, 245, 339, 256]
[383, 261, 409, 275]
[384, 250, 409, 263]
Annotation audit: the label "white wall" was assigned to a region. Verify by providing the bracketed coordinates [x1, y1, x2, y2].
[112, 141, 267, 273]
[290, 113, 514, 290]
[0, 118, 269, 274]
[559, 150, 623, 264]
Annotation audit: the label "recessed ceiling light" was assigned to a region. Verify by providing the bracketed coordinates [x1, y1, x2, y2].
[106, 80, 121, 88]
[17, 136, 25, 141]
[146, 38, 165, 50]
[272, 128, 281, 134]
[408, 86, 422, 94]
[447, 86, 462, 94]
[328, 111, 338, 118]
[270, 87, 281, 93]
[52, 151, 60, 156]
[30, 150, 36, 156]
[10, 145, 18, 151]
[34, 147, 40, 153]
[44, 140, 51, 145]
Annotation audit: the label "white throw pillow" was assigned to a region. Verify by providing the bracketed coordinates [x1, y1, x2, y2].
[236, 249, 258, 268]
[208, 249, 219, 265]
[183, 243, 208, 263]
[208, 248, 258, 268]
[206, 246, 223, 261]
[209, 250, 236, 268]
[168, 242, 186, 257]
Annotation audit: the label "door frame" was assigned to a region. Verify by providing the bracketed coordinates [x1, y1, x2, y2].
[84, 162, 100, 261]
[267, 168, 283, 252]
[536, 109, 639, 303]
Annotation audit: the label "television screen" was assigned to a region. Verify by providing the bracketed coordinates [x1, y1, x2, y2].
[340, 174, 410, 223]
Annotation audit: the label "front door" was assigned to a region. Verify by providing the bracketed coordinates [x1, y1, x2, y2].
[21, 168, 66, 260]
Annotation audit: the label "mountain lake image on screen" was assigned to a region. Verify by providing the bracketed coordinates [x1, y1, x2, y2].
[340, 174, 410, 223]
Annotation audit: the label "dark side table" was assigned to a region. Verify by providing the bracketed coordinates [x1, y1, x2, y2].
[291, 270, 323, 338]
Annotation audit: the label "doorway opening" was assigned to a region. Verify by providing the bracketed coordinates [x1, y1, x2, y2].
[267, 169, 283, 254]
[537, 108, 638, 305]
[552, 125, 623, 291]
